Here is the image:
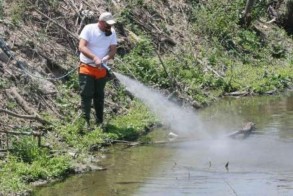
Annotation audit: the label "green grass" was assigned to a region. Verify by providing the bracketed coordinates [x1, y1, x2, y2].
[108, 101, 157, 140]
[0, 138, 71, 194]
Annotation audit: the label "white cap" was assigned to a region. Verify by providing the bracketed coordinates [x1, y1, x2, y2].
[99, 12, 116, 25]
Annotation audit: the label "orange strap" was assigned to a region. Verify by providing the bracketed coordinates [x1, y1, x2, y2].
[79, 63, 107, 79]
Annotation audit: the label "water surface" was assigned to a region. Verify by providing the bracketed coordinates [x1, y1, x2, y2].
[35, 91, 293, 196]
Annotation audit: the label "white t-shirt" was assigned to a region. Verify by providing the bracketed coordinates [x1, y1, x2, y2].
[79, 24, 117, 64]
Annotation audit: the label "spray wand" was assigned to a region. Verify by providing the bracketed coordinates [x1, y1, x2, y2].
[102, 62, 112, 73]
[102, 62, 117, 82]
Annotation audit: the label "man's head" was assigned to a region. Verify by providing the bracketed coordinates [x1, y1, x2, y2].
[99, 12, 116, 25]
[98, 12, 116, 34]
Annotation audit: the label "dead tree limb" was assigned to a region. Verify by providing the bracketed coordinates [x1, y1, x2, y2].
[0, 130, 41, 136]
[228, 122, 255, 139]
[6, 87, 36, 115]
[4, 87, 50, 125]
[0, 108, 49, 125]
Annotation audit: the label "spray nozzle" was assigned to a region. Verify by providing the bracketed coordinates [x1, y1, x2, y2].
[102, 62, 115, 80]
[102, 62, 111, 72]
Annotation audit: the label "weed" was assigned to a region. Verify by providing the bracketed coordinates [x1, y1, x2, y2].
[6, 101, 17, 110]
[0, 78, 7, 88]
[11, 137, 46, 163]
[10, 0, 28, 25]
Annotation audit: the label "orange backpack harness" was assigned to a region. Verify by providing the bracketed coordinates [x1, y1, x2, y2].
[79, 62, 107, 79]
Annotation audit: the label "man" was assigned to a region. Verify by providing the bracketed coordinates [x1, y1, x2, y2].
[78, 12, 117, 129]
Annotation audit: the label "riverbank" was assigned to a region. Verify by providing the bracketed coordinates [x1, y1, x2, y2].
[0, 100, 158, 195]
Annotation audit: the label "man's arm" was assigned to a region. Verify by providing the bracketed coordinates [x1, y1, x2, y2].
[79, 39, 101, 65]
[102, 44, 117, 62]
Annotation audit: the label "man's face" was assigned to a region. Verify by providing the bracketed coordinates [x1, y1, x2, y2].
[105, 22, 112, 30]
[101, 21, 112, 31]
[101, 21, 113, 36]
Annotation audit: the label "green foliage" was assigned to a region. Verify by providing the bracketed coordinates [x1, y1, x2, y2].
[11, 137, 47, 163]
[0, 78, 9, 89]
[64, 72, 79, 91]
[10, 0, 28, 24]
[6, 101, 17, 110]
[236, 30, 262, 53]
[0, 138, 71, 194]
[108, 101, 156, 140]
[10, 155, 70, 182]
[252, 72, 292, 94]
[56, 118, 113, 150]
[119, 9, 143, 35]
[192, 0, 242, 38]
[53, 84, 80, 123]
[120, 39, 166, 86]
[250, 0, 268, 19]
[0, 167, 27, 194]
[270, 42, 287, 58]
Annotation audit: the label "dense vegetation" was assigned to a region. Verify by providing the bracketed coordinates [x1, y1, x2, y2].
[0, 0, 292, 194]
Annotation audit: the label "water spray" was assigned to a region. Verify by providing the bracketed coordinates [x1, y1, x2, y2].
[114, 72, 208, 138]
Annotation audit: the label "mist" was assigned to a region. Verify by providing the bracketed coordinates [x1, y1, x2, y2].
[115, 73, 209, 138]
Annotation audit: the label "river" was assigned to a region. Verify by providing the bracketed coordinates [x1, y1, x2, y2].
[34, 91, 293, 196]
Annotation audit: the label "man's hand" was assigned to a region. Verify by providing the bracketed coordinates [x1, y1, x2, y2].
[93, 56, 102, 65]
[102, 55, 110, 64]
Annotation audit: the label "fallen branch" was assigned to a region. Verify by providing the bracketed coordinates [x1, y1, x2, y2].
[5, 87, 50, 125]
[224, 91, 249, 96]
[120, 137, 202, 147]
[266, 17, 276, 24]
[228, 122, 255, 139]
[0, 108, 49, 125]
[6, 87, 36, 115]
[0, 130, 42, 136]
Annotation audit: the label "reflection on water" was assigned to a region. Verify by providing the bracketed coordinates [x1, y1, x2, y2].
[135, 137, 293, 196]
[199, 91, 293, 139]
[34, 92, 293, 196]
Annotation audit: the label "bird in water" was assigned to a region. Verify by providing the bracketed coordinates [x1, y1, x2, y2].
[225, 161, 229, 172]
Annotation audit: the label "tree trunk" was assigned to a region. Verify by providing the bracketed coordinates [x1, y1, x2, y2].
[240, 0, 255, 27]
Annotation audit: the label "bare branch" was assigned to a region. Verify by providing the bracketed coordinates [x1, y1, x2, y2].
[0, 108, 49, 125]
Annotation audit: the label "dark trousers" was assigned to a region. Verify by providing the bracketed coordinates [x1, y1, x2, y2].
[79, 74, 107, 125]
